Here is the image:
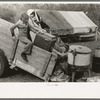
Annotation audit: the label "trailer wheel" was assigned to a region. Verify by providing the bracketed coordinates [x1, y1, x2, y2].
[0, 53, 9, 77]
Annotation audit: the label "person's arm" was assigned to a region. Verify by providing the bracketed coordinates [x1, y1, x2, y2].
[10, 21, 19, 37]
[29, 23, 45, 34]
[10, 22, 19, 40]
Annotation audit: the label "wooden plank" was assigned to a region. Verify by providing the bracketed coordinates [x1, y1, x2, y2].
[15, 46, 49, 64]
[18, 41, 50, 54]
[16, 50, 47, 64]
[0, 30, 17, 42]
[16, 41, 50, 58]
[15, 53, 45, 70]
[0, 44, 12, 60]
[40, 53, 52, 77]
[15, 59, 45, 80]
[0, 19, 15, 61]
[0, 38, 12, 48]
[15, 49, 51, 70]
[15, 46, 57, 79]
[0, 31, 12, 40]
[0, 39, 13, 60]
[45, 53, 57, 76]
[14, 40, 58, 72]
[0, 38, 57, 64]
[0, 39, 13, 49]
[0, 18, 18, 36]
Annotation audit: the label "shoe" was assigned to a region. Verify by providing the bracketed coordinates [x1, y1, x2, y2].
[21, 52, 28, 62]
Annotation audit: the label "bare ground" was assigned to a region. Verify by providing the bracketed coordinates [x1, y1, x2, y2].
[0, 69, 43, 82]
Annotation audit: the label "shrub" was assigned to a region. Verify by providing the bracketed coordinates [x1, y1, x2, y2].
[0, 7, 16, 23]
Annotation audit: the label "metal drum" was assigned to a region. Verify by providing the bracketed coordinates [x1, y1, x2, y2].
[68, 45, 91, 67]
[92, 46, 100, 73]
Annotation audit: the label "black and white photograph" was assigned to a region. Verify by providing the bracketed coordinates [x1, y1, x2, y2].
[0, 2, 100, 83]
[1, 1, 100, 98]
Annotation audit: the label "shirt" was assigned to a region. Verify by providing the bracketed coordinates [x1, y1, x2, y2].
[10, 19, 39, 38]
[15, 20, 29, 37]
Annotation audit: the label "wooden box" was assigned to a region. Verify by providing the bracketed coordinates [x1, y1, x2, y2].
[14, 41, 58, 80]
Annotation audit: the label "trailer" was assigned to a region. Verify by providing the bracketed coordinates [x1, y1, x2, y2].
[0, 18, 58, 81]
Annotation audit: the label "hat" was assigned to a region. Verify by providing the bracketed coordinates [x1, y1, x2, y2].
[27, 9, 35, 16]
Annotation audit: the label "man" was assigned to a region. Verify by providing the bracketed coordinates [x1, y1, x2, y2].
[10, 13, 43, 62]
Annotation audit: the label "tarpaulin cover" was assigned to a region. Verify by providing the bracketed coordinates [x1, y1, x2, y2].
[37, 10, 97, 36]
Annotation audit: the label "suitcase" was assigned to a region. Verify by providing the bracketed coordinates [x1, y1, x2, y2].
[34, 32, 57, 52]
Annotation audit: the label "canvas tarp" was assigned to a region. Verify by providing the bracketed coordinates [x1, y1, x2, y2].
[37, 10, 97, 36]
[37, 10, 73, 35]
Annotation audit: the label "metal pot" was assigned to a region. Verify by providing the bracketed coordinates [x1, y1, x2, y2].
[68, 45, 91, 66]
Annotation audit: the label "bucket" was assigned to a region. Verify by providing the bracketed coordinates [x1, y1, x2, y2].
[68, 45, 91, 67]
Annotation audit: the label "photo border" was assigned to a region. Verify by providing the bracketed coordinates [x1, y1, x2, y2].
[0, 0, 100, 99]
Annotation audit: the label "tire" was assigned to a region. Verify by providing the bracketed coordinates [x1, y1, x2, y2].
[0, 53, 9, 77]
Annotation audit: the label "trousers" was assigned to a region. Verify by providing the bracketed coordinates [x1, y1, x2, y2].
[19, 36, 34, 55]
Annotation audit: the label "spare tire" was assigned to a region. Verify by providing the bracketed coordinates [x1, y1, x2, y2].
[0, 52, 9, 77]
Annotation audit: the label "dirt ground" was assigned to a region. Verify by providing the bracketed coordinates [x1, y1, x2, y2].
[0, 69, 43, 82]
[1, 34, 100, 82]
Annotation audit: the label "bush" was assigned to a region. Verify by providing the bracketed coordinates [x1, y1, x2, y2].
[0, 7, 16, 23]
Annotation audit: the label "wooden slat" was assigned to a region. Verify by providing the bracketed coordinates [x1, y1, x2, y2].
[40, 53, 51, 77]
[16, 41, 50, 58]
[0, 39, 13, 49]
[0, 18, 18, 36]
[16, 50, 47, 64]
[15, 41, 57, 73]
[15, 59, 45, 80]
[0, 44, 12, 59]
[15, 50, 50, 70]
[0, 34, 13, 55]
[15, 53, 46, 70]
[0, 31, 12, 40]
[0, 39, 12, 49]
[16, 46, 49, 63]
[45, 53, 57, 76]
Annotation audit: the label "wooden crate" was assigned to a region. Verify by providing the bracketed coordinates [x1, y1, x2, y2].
[14, 41, 57, 80]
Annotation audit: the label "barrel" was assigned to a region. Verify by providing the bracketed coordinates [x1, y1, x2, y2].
[68, 45, 91, 67]
[92, 46, 100, 73]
